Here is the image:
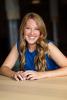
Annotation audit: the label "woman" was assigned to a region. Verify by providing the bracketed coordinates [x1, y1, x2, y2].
[0, 12, 67, 81]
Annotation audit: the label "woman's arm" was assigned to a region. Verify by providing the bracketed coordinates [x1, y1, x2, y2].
[23, 67, 67, 80]
[0, 44, 19, 78]
[48, 42, 67, 67]
[22, 43, 67, 80]
[42, 42, 67, 78]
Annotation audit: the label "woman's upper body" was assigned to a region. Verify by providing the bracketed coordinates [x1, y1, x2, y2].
[13, 42, 63, 71]
[0, 12, 67, 81]
[0, 42, 67, 80]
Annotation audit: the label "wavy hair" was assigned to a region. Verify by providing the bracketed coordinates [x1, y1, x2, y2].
[19, 12, 48, 71]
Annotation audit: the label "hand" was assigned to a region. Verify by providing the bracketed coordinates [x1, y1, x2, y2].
[23, 70, 45, 80]
[13, 71, 25, 81]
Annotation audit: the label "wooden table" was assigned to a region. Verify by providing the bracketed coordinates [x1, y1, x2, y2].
[0, 75, 67, 100]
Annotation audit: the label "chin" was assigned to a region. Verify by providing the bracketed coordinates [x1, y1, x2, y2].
[28, 42, 36, 45]
[26, 40, 37, 44]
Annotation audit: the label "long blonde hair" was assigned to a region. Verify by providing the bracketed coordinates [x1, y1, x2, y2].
[19, 12, 48, 71]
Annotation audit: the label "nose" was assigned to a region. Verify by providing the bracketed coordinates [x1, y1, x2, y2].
[30, 29, 34, 35]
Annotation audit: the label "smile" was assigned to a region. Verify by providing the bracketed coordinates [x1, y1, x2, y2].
[26, 36, 37, 39]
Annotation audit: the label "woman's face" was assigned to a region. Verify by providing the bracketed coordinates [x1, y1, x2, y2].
[24, 18, 40, 45]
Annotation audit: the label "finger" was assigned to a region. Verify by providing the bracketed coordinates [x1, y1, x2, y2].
[28, 76, 37, 80]
[18, 74, 24, 80]
[18, 71, 26, 80]
[23, 71, 33, 77]
[26, 75, 32, 80]
[26, 74, 36, 80]
[30, 77, 37, 80]
[26, 73, 38, 80]
[27, 76, 37, 80]
[14, 72, 24, 81]
[14, 74, 20, 81]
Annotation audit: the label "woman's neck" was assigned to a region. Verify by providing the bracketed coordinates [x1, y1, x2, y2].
[28, 44, 36, 52]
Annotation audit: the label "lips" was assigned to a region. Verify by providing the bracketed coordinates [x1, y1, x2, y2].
[29, 37, 35, 39]
[25, 35, 39, 44]
[26, 36, 36, 39]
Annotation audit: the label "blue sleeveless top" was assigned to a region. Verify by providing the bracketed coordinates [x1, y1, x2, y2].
[13, 42, 59, 71]
[23, 49, 59, 71]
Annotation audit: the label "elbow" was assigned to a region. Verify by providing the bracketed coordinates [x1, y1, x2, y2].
[59, 58, 67, 68]
[60, 62, 67, 68]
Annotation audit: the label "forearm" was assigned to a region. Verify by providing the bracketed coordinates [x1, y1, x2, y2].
[0, 66, 16, 78]
[44, 67, 67, 78]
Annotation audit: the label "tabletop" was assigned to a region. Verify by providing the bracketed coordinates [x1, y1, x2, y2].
[0, 75, 67, 100]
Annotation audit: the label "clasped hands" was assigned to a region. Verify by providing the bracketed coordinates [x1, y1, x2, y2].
[13, 70, 45, 81]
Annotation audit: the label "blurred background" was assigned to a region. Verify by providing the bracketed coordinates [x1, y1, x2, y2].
[0, 0, 67, 66]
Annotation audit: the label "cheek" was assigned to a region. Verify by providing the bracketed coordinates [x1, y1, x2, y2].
[37, 32, 41, 37]
[24, 30, 30, 36]
[38, 33, 42, 39]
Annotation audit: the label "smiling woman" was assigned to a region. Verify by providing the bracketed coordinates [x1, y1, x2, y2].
[0, 12, 67, 81]
[24, 19, 40, 45]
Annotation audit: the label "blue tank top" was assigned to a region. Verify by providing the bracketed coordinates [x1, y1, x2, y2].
[13, 42, 59, 71]
[23, 48, 59, 71]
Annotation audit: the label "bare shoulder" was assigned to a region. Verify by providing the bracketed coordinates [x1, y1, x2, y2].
[47, 41, 58, 54]
[47, 42, 67, 67]
[48, 41, 56, 48]
[47, 41, 61, 53]
[47, 41, 64, 56]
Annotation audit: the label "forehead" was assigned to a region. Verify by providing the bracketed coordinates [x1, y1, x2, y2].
[26, 18, 38, 26]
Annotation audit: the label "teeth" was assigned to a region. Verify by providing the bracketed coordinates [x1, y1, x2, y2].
[26, 36, 35, 38]
[29, 37, 35, 39]
[26, 36, 36, 39]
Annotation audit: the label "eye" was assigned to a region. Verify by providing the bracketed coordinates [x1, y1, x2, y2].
[35, 28, 39, 31]
[34, 28, 40, 32]
[25, 26, 30, 29]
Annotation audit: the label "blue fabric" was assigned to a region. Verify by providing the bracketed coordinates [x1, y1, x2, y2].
[14, 41, 59, 71]
[45, 54, 59, 70]
[24, 49, 37, 71]
[23, 49, 59, 71]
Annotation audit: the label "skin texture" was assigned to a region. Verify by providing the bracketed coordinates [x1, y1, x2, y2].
[0, 14, 67, 81]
